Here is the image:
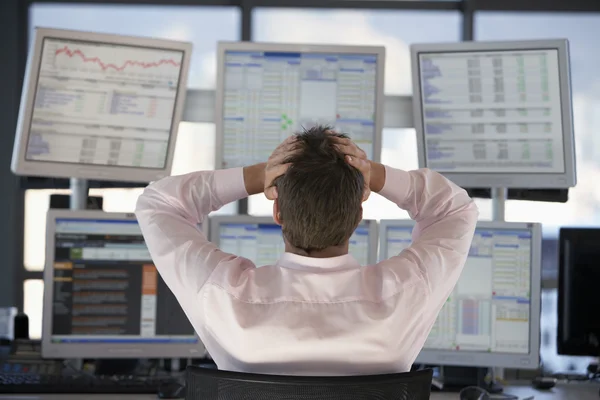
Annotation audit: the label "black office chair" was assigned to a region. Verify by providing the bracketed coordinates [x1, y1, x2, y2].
[185, 365, 433, 400]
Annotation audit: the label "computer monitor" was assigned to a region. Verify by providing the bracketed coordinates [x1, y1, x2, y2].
[12, 28, 192, 183]
[557, 228, 600, 357]
[411, 40, 576, 189]
[210, 216, 378, 266]
[42, 210, 206, 358]
[215, 41, 385, 168]
[379, 220, 542, 369]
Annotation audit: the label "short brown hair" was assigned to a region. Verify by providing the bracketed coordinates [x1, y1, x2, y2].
[274, 126, 364, 251]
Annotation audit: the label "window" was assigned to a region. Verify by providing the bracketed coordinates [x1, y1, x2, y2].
[476, 12, 600, 374]
[24, 4, 240, 329]
[24, 280, 43, 339]
[475, 13, 600, 233]
[249, 9, 464, 219]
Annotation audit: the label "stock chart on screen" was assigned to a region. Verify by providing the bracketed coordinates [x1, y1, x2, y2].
[26, 38, 185, 169]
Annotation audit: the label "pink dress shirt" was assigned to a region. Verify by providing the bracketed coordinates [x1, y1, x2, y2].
[135, 166, 478, 376]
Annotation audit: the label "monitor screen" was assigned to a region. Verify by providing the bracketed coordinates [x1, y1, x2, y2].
[216, 221, 373, 266]
[411, 40, 575, 189]
[380, 221, 541, 368]
[217, 43, 384, 168]
[12, 28, 191, 182]
[42, 212, 203, 358]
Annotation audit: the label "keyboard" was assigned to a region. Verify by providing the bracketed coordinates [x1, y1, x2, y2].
[0, 373, 178, 394]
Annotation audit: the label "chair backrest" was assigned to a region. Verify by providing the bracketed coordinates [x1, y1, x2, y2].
[185, 366, 433, 400]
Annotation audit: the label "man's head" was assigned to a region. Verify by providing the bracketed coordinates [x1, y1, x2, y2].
[273, 126, 364, 253]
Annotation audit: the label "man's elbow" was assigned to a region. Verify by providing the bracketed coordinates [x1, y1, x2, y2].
[463, 199, 480, 227]
[134, 188, 157, 218]
[466, 198, 479, 217]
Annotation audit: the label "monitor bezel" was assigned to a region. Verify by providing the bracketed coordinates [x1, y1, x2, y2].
[42, 209, 207, 359]
[215, 41, 386, 169]
[12, 27, 192, 183]
[379, 219, 542, 369]
[410, 39, 576, 189]
[210, 215, 379, 265]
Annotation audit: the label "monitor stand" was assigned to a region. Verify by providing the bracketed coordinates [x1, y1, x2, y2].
[70, 178, 89, 210]
[434, 366, 503, 394]
[491, 187, 507, 222]
[95, 359, 139, 376]
[588, 357, 599, 376]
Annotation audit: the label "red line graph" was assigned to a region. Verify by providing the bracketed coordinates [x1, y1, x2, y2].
[54, 46, 181, 71]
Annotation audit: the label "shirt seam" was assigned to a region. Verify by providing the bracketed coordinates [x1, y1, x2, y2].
[203, 279, 427, 305]
[403, 247, 432, 296]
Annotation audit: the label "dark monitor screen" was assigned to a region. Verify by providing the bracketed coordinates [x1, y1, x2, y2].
[50, 218, 196, 345]
[557, 228, 600, 357]
[465, 188, 568, 203]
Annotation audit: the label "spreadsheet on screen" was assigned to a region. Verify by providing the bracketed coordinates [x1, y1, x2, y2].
[218, 222, 371, 266]
[221, 50, 378, 167]
[384, 225, 532, 354]
[417, 49, 565, 174]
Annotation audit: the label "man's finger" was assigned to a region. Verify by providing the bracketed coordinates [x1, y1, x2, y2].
[358, 147, 367, 159]
[337, 144, 366, 159]
[345, 155, 365, 168]
[281, 134, 298, 148]
[330, 136, 351, 145]
[265, 163, 290, 177]
[268, 148, 292, 165]
[264, 186, 278, 200]
[269, 138, 299, 163]
[264, 163, 290, 199]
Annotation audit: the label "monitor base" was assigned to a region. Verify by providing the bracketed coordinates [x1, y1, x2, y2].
[95, 359, 139, 376]
[430, 366, 503, 394]
[482, 379, 504, 394]
[587, 359, 598, 376]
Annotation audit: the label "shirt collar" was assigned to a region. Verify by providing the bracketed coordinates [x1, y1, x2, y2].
[276, 252, 360, 272]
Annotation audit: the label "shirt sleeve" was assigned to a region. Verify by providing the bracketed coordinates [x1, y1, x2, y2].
[134, 168, 249, 295]
[377, 166, 479, 306]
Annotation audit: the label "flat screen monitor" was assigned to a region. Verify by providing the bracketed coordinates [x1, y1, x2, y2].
[379, 220, 542, 369]
[557, 228, 600, 357]
[411, 40, 576, 189]
[215, 41, 385, 168]
[12, 28, 192, 183]
[42, 210, 206, 359]
[210, 216, 378, 266]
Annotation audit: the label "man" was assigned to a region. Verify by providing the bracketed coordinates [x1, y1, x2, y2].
[135, 126, 478, 376]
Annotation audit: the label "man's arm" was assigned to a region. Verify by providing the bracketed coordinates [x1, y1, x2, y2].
[135, 165, 265, 296]
[372, 162, 479, 304]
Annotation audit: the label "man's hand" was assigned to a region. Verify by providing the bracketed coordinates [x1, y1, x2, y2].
[264, 135, 298, 200]
[333, 137, 372, 202]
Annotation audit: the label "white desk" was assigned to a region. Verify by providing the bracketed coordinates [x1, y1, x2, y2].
[431, 382, 599, 399]
[0, 383, 597, 399]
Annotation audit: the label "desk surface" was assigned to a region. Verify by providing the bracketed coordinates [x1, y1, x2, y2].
[0, 382, 597, 400]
